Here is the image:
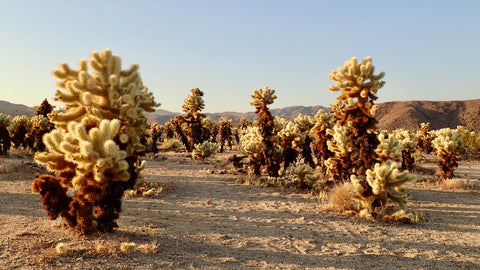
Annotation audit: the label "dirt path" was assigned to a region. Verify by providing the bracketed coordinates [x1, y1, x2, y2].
[1, 153, 480, 269]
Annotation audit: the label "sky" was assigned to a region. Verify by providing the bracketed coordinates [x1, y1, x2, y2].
[0, 0, 479, 113]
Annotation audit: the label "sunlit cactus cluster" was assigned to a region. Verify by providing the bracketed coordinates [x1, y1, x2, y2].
[32, 48, 159, 234]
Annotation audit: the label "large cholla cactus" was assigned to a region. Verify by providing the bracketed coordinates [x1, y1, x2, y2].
[32, 48, 159, 234]
[432, 128, 464, 179]
[0, 113, 11, 155]
[325, 56, 384, 181]
[250, 86, 281, 177]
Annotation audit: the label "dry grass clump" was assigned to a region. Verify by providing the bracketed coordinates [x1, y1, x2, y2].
[326, 182, 355, 213]
[441, 178, 480, 190]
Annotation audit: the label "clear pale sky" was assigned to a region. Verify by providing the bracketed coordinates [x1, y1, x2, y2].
[0, 0, 479, 113]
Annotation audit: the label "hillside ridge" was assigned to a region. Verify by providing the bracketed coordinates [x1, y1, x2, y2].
[2, 99, 479, 132]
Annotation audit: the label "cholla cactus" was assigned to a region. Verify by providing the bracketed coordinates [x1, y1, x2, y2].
[351, 160, 417, 219]
[202, 117, 218, 143]
[457, 126, 480, 160]
[278, 121, 305, 168]
[240, 126, 263, 175]
[173, 88, 207, 151]
[0, 113, 11, 155]
[286, 162, 320, 190]
[294, 114, 316, 168]
[164, 121, 175, 139]
[311, 109, 334, 171]
[416, 123, 434, 154]
[432, 128, 464, 179]
[326, 57, 384, 181]
[32, 48, 159, 234]
[26, 115, 53, 153]
[393, 129, 418, 171]
[9, 115, 30, 149]
[192, 141, 220, 159]
[34, 98, 54, 118]
[375, 132, 402, 163]
[250, 86, 281, 177]
[324, 125, 353, 181]
[218, 117, 233, 152]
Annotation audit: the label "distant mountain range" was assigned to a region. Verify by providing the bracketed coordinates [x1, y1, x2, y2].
[2, 99, 480, 132]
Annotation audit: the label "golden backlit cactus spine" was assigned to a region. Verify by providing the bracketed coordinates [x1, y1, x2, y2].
[432, 127, 464, 179]
[32, 48, 159, 234]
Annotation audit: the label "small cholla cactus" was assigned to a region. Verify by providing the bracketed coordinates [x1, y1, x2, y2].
[164, 121, 175, 139]
[240, 117, 250, 130]
[173, 88, 207, 151]
[0, 113, 11, 155]
[350, 160, 417, 220]
[218, 117, 233, 152]
[8, 115, 30, 149]
[250, 86, 281, 177]
[192, 141, 220, 159]
[26, 115, 53, 153]
[202, 117, 218, 143]
[286, 162, 320, 190]
[457, 126, 480, 160]
[375, 132, 402, 163]
[294, 114, 316, 168]
[278, 121, 305, 169]
[32, 48, 159, 234]
[416, 123, 434, 154]
[240, 126, 263, 175]
[393, 129, 418, 171]
[432, 128, 464, 179]
[34, 98, 54, 118]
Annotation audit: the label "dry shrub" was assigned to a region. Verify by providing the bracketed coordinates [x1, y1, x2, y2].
[327, 182, 355, 212]
[441, 178, 480, 190]
[0, 159, 24, 174]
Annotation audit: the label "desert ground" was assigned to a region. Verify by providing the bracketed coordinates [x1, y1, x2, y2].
[1, 150, 480, 270]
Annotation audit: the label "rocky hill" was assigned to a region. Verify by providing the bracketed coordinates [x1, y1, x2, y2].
[2, 99, 480, 132]
[0, 100, 36, 116]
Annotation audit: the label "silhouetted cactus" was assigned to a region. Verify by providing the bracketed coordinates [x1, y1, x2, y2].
[218, 117, 233, 152]
[0, 113, 11, 155]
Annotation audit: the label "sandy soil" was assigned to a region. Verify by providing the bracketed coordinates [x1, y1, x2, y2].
[1, 151, 480, 269]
